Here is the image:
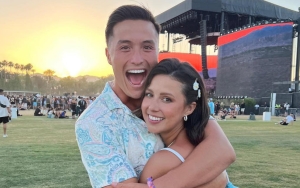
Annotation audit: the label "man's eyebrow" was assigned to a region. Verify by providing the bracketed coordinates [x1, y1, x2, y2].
[143, 40, 155, 44]
[117, 40, 131, 45]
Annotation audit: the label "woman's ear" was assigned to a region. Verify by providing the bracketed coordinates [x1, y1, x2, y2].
[185, 102, 197, 116]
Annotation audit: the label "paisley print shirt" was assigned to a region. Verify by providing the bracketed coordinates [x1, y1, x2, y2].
[75, 82, 164, 188]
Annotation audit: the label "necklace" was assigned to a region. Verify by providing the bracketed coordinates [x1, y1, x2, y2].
[165, 128, 184, 148]
[167, 139, 175, 148]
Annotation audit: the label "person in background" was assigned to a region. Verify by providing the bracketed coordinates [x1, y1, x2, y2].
[248, 112, 256, 120]
[0, 89, 11, 138]
[47, 107, 55, 118]
[34, 106, 44, 116]
[208, 98, 215, 117]
[215, 101, 220, 116]
[254, 103, 259, 115]
[71, 97, 77, 119]
[59, 110, 68, 119]
[240, 101, 245, 115]
[275, 113, 294, 126]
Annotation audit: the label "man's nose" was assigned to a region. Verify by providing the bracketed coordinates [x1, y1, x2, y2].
[130, 49, 143, 65]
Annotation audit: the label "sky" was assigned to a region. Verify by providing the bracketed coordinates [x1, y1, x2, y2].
[1, 0, 299, 77]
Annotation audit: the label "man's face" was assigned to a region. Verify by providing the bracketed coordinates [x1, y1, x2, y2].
[106, 20, 159, 99]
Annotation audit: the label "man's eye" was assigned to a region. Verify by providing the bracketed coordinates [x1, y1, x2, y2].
[144, 46, 153, 50]
[120, 46, 130, 50]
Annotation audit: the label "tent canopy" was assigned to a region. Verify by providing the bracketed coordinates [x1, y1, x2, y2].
[156, 0, 300, 24]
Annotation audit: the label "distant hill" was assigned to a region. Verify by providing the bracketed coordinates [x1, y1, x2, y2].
[74, 75, 101, 82]
[33, 73, 102, 82]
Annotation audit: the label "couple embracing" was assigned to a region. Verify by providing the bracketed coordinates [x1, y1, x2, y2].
[75, 5, 237, 188]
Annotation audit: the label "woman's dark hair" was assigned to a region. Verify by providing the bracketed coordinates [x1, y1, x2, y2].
[105, 5, 161, 45]
[144, 58, 210, 146]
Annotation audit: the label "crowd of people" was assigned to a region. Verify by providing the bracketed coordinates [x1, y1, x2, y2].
[4, 94, 96, 119]
[207, 100, 246, 121]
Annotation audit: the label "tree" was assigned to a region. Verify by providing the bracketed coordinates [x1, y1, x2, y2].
[43, 69, 55, 94]
[31, 75, 47, 93]
[59, 76, 76, 93]
[43, 69, 55, 82]
[0, 61, 3, 79]
[14, 63, 20, 74]
[24, 63, 33, 75]
[2, 60, 8, 80]
[20, 64, 25, 75]
[31, 69, 36, 76]
[25, 73, 33, 91]
[8, 61, 14, 74]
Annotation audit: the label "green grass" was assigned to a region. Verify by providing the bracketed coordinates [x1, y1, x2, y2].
[0, 114, 299, 187]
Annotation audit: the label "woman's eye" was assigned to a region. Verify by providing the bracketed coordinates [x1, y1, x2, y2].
[162, 97, 172, 102]
[145, 93, 152, 97]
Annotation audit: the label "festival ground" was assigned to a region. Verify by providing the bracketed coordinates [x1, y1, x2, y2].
[0, 110, 299, 188]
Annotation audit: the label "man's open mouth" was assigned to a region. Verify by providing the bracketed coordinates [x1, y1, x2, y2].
[126, 69, 147, 86]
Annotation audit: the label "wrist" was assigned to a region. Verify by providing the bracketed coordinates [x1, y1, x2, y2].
[147, 177, 156, 188]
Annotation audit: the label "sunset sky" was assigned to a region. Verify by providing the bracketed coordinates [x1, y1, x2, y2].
[1, 0, 299, 77]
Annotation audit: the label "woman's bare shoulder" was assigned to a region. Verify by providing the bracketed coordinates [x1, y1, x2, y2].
[139, 149, 183, 183]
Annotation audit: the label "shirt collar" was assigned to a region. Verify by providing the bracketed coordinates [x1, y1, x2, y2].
[101, 82, 133, 115]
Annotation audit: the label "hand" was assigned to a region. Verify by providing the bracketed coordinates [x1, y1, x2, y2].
[112, 182, 148, 188]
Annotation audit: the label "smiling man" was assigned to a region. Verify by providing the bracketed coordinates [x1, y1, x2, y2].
[75, 5, 235, 188]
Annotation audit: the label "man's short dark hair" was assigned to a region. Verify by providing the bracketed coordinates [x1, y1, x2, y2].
[0, 89, 3, 93]
[105, 5, 161, 45]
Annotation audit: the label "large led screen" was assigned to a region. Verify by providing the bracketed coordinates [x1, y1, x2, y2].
[216, 22, 294, 98]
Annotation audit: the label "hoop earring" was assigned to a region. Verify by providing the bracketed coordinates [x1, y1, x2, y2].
[184, 115, 188, 121]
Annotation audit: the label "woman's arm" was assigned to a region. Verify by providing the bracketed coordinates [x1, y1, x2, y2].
[152, 120, 236, 188]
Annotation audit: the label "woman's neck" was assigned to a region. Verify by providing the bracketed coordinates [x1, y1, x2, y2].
[161, 127, 185, 148]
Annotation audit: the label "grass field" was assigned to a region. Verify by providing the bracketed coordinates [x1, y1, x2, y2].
[0, 110, 299, 188]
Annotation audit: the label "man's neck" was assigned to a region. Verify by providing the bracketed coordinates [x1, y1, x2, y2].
[109, 81, 142, 111]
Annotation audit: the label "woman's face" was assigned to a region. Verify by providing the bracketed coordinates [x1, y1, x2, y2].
[142, 75, 194, 135]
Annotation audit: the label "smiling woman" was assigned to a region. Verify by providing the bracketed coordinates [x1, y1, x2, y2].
[61, 51, 84, 77]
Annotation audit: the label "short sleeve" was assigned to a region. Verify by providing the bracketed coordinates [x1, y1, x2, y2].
[4, 98, 10, 107]
[75, 112, 137, 188]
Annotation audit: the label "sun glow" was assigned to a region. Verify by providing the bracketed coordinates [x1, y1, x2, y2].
[61, 51, 84, 77]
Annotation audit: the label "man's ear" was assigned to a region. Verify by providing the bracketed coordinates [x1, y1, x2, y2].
[105, 48, 112, 65]
[185, 102, 197, 116]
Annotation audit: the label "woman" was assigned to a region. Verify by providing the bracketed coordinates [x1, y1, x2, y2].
[113, 59, 237, 188]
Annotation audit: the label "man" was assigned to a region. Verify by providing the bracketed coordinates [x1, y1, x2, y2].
[254, 103, 259, 115]
[208, 98, 215, 117]
[276, 113, 294, 125]
[59, 110, 68, 119]
[240, 101, 245, 115]
[34, 106, 44, 116]
[0, 89, 11, 138]
[75, 5, 235, 188]
[78, 97, 86, 116]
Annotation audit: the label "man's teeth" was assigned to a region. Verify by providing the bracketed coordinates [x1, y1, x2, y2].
[127, 70, 145, 74]
[149, 115, 164, 121]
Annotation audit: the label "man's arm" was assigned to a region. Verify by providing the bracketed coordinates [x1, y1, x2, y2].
[112, 120, 235, 188]
[7, 107, 11, 114]
[152, 119, 235, 188]
[75, 113, 138, 188]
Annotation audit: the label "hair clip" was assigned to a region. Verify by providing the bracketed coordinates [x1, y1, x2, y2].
[193, 79, 201, 99]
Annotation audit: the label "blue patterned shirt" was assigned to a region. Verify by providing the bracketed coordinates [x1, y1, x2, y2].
[75, 82, 164, 188]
